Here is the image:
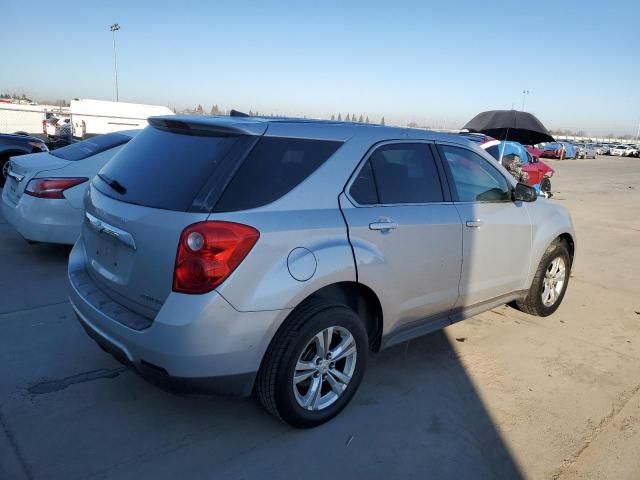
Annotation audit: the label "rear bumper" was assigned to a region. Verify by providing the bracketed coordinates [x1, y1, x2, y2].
[1, 189, 82, 244]
[68, 240, 287, 397]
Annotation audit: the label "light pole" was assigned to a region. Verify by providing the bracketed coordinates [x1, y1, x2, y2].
[110, 23, 121, 101]
[521, 89, 530, 111]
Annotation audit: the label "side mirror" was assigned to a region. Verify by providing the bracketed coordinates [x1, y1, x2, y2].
[513, 182, 537, 202]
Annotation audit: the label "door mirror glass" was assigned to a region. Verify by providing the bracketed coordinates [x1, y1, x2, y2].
[513, 182, 537, 202]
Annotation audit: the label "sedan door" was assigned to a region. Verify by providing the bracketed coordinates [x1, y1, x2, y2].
[436, 143, 532, 310]
[340, 141, 463, 338]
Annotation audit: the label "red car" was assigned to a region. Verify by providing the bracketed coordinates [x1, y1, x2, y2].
[482, 140, 554, 194]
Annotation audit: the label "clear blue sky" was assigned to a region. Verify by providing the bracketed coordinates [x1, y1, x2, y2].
[1, 0, 639, 135]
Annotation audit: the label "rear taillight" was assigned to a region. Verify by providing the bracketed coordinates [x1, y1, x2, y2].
[25, 178, 88, 199]
[173, 221, 259, 294]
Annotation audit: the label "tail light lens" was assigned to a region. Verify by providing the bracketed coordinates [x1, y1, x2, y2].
[25, 177, 88, 199]
[173, 221, 259, 294]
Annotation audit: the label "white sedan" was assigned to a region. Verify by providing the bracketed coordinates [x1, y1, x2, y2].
[610, 145, 630, 156]
[2, 131, 138, 245]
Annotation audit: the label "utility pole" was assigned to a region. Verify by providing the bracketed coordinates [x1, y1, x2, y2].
[521, 89, 530, 111]
[636, 121, 640, 142]
[110, 23, 121, 101]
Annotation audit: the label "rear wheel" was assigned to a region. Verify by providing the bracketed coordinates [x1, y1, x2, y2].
[256, 299, 368, 428]
[516, 240, 571, 316]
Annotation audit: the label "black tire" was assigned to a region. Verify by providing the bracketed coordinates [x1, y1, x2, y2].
[540, 176, 551, 193]
[1, 156, 9, 188]
[516, 240, 571, 317]
[256, 298, 368, 428]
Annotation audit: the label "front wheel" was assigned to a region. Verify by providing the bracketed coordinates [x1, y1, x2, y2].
[256, 299, 368, 428]
[516, 240, 571, 316]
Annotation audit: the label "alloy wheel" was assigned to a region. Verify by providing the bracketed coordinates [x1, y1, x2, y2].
[541, 257, 566, 307]
[293, 326, 357, 411]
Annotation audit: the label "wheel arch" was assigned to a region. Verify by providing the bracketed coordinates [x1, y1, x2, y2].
[267, 281, 384, 354]
[0, 148, 30, 161]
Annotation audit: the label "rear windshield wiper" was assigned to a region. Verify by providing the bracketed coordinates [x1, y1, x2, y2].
[97, 173, 127, 195]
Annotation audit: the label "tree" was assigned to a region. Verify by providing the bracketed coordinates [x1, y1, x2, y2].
[330, 114, 335, 121]
[365, 116, 370, 123]
[210, 104, 221, 115]
[249, 110, 254, 116]
[337, 113, 342, 121]
[196, 104, 204, 115]
[358, 114, 364, 123]
[380, 116, 385, 125]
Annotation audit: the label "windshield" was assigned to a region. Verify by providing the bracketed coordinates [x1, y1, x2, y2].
[51, 132, 131, 161]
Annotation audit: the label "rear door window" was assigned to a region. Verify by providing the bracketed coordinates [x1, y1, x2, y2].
[350, 143, 444, 205]
[214, 136, 343, 212]
[51, 132, 131, 161]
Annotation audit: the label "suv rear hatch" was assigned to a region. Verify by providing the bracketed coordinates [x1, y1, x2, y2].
[81, 117, 266, 319]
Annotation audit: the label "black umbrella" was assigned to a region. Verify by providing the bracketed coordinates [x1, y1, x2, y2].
[463, 110, 554, 145]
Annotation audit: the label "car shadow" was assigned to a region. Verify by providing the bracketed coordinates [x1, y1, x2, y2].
[21, 327, 522, 480]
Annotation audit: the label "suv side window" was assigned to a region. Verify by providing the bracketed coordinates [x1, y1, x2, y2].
[439, 145, 511, 202]
[215, 136, 343, 212]
[349, 160, 378, 204]
[350, 143, 444, 204]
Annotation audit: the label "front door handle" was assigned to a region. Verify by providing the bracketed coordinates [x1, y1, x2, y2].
[465, 220, 484, 228]
[369, 221, 398, 231]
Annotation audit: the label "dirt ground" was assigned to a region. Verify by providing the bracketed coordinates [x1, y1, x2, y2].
[0, 155, 639, 479]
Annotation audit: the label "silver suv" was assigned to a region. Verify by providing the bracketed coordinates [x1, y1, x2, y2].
[68, 116, 576, 427]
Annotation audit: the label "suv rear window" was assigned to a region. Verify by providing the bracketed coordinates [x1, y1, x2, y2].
[94, 127, 252, 211]
[213, 136, 343, 212]
[51, 132, 131, 161]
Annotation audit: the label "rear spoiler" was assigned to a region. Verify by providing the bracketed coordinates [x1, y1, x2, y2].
[148, 116, 267, 136]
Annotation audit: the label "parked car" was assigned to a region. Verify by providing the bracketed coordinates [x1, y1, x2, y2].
[540, 142, 576, 159]
[525, 145, 544, 160]
[611, 145, 630, 156]
[67, 116, 576, 427]
[482, 140, 555, 194]
[2, 131, 137, 245]
[575, 143, 597, 159]
[625, 145, 639, 157]
[43, 116, 72, 138]
[0, 133, 48, 188]
[593, 144, 606, 155]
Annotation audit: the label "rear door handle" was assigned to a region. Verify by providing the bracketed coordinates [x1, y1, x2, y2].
[465, 220, 484, 228]
[369, 221, 398, 231]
